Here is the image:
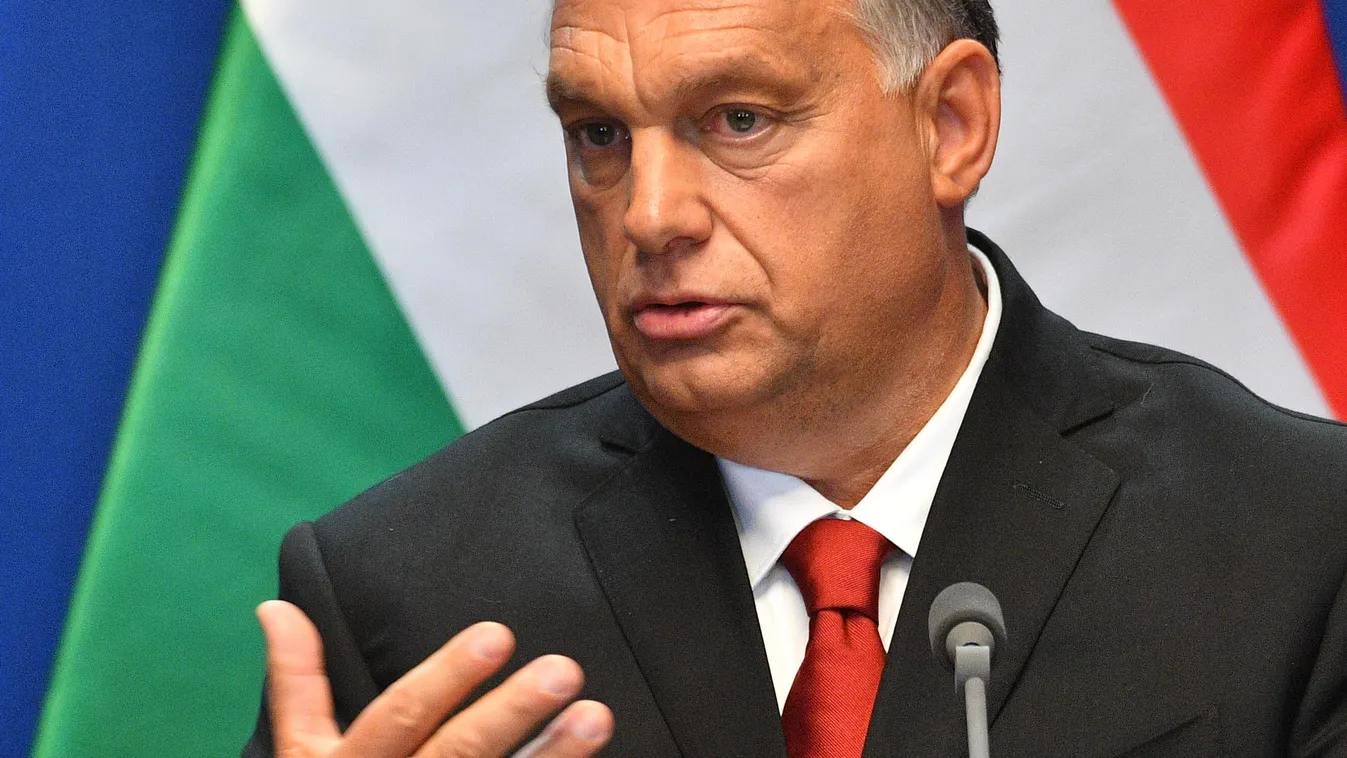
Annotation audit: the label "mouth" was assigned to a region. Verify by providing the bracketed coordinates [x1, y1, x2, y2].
[630, 300, 736, 341]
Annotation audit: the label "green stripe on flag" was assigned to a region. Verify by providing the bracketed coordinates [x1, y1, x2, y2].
[33, 9, 463, 756]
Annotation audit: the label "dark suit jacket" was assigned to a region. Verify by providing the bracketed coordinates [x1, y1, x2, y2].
[244, 231, 1347, 757]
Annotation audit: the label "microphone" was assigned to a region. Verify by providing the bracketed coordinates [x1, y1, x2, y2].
[929, 582, 1007, 758]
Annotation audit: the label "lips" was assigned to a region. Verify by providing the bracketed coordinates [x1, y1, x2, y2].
[630, 299, 736, 341]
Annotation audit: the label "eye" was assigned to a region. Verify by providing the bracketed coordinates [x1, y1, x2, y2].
[703, 107, 772, 139]
[564, 119, 632, 189]
[724, 109, 758, 133]
[570, 120, 629, 150]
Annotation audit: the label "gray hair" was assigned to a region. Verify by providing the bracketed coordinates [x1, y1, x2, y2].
[847, 0, 1000, 92]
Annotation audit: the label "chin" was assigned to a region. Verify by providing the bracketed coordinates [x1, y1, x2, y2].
[619, 350, 779, 418]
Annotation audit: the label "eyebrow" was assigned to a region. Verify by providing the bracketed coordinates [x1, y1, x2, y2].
[545, 75, 592, 115]
[672, 64, 808, 106]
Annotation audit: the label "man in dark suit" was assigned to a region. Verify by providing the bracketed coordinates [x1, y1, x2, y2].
[244, 0, 1347, 756]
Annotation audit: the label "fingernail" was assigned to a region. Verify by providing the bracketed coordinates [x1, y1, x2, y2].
[470, 624, 511, 662]
[569, 709, 608, 742]
[536, 657, 581, 698]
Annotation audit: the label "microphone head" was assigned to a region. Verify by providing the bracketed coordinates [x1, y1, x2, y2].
[928, 582, 1007, 667]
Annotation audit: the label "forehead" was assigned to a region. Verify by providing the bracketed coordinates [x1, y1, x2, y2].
[548, 0, 840, 109]
[550, 0, 810, 39]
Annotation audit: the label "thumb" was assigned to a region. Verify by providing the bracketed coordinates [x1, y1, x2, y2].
[259, 600, 342, 749]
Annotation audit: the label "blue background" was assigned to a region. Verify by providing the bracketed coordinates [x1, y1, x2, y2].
[0, 2, 231, 754]
[1329, 0, 1347, 84]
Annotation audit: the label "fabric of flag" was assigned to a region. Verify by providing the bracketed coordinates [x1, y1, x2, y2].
[3, 1, 1345, 755]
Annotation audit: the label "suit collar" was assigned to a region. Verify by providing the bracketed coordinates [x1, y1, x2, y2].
[593, 381, 661, 454]
[969, 228, 1124, 434]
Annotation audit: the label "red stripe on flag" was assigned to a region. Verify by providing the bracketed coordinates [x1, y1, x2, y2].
[1113, 0, 1347, 418]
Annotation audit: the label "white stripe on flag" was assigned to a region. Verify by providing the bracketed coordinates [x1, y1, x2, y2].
[243, 0, 616, 429]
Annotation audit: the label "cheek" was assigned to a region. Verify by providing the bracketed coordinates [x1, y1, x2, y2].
[706, 114, 941, 331]
[570, 185, 631, 312]
[704, 138, 869, 298]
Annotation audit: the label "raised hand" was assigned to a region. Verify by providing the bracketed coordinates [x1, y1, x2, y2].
[258, 600, 614, 757]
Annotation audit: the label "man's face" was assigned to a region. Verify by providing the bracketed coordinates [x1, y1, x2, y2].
[548, 0, 953, 450]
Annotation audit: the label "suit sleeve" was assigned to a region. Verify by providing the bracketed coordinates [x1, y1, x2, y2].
[1290, 562, 1347, 757]
[241, 521, 383, 758]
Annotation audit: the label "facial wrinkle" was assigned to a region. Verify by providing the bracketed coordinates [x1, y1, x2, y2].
[549, 24, 636, 116]
[626, 3, 787, 108]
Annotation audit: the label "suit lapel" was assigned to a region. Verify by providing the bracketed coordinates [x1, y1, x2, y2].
[864, 367, 1121, 755]
[866, 233, 1126, 755]
[575, 424, 787, 758]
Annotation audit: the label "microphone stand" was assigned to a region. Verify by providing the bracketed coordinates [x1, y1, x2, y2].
[929, 583, 1004, 758]
[953, 633, 992, 758]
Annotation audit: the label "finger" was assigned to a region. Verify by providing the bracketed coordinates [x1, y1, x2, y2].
[339, 621, 515, 757]
[415, 654, 584, 758]
[258, 600, 341, 747]
[512, 700, 614, 758]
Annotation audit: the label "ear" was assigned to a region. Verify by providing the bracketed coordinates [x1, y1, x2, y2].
[914, 39, 1001, 207]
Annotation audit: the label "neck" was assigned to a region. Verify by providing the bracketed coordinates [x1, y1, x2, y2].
[806, 250, 988, 508]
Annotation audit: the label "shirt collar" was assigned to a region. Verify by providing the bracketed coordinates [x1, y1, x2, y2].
[720, 246, 1003, 587]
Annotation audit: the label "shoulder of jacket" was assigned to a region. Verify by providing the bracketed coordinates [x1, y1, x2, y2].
[313, 371, 636, 534]
[1082, 331, 1347, 432]
[501, 370, 628, 415]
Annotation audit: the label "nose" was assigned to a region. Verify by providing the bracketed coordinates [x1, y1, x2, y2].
[623, 128, 713, 256]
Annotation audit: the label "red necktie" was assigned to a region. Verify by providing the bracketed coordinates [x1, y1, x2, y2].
[780, 518, 896, 758]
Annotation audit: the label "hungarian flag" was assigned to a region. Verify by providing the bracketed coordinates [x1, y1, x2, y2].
[4, 1, 1344, 755]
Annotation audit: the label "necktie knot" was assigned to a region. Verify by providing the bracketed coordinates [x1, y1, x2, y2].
[780, 518, 894, 621]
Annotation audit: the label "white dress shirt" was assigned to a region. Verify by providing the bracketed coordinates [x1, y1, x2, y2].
[718, 247, 1003, 711]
